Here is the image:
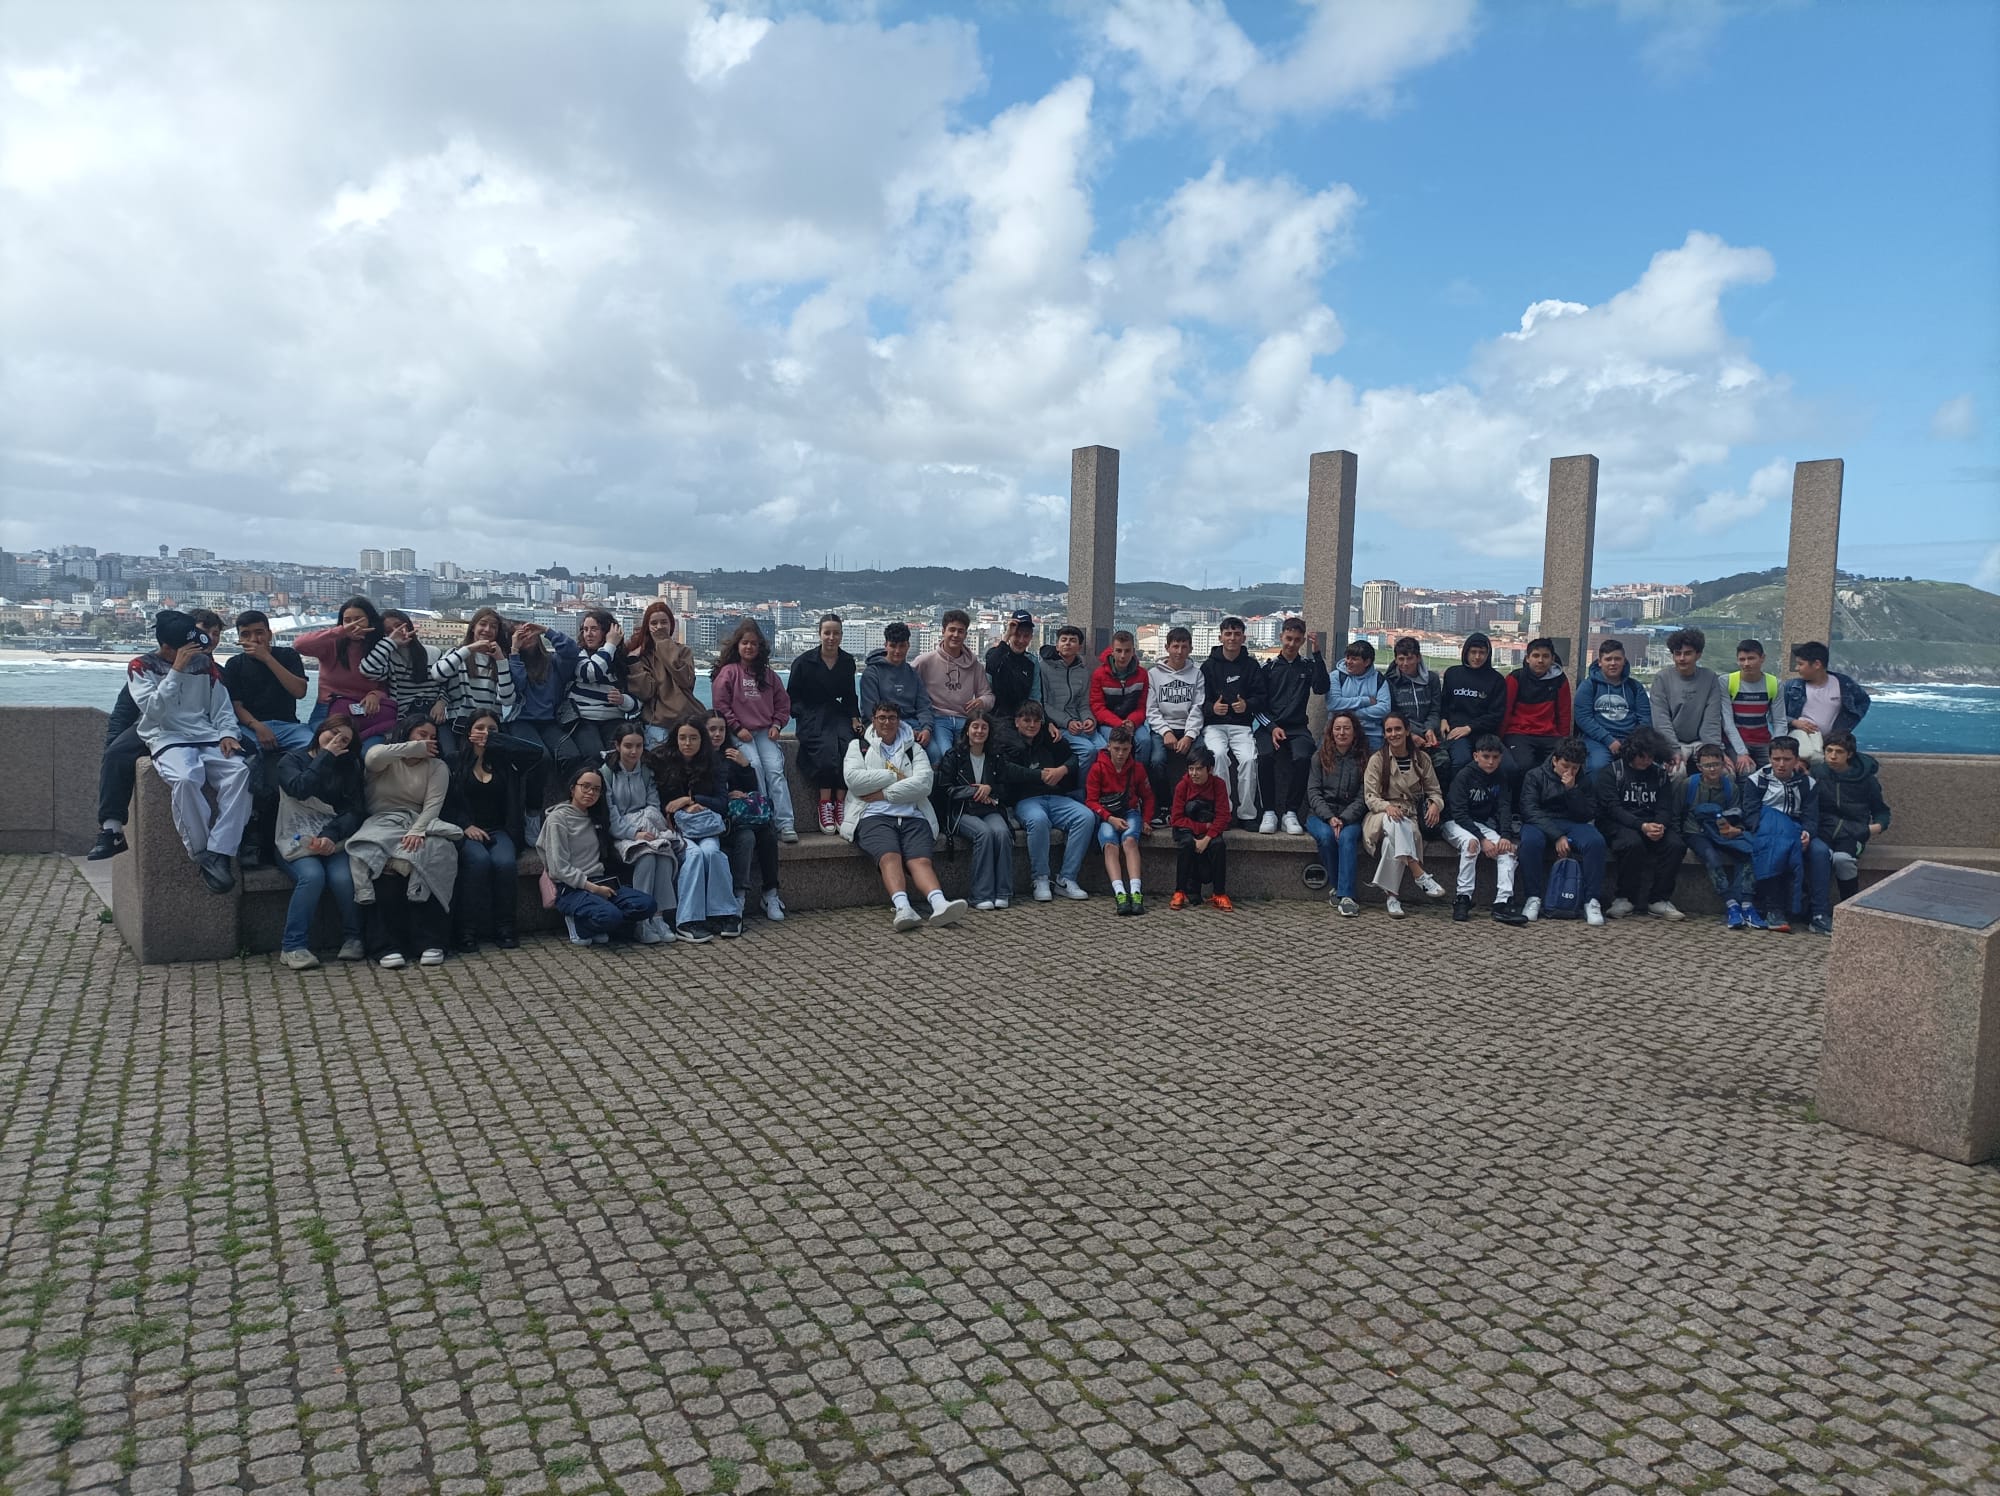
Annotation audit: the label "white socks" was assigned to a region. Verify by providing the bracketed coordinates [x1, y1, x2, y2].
[891, 891, 912, 913]
[927, 890, 950, 914]
[1112, 880, 1127, 897]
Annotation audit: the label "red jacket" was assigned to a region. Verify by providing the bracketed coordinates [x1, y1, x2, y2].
[1084, 752, 1155, 825]
[1500, 669, 1573, 739]
[1170, 773, 1231, 837]
[1090, 647, 1149, 729]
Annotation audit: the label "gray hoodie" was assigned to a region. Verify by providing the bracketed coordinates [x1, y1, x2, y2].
[859, 649, 934, 736]
[127, 652, 238, 754]
[1040, 651, 1094, 732]
[1648, 664, 1725, 756]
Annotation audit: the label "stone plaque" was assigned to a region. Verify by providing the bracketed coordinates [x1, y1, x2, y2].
[1851, 863, 2000, 931]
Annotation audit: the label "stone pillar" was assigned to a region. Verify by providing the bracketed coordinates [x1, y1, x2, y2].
[1301, 451, 1358, 658]
[1781, 459, 1844, 666]
[1539, 455, 1599, 670]
[1068, 445, 1119, 656]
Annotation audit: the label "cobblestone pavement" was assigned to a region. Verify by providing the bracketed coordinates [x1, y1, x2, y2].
[1, 854, 1996, 1496]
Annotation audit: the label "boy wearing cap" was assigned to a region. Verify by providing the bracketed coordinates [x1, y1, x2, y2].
[127, 610, 253, 893]
[984, 610, 1042, 749]
[89, 607, 225, 863]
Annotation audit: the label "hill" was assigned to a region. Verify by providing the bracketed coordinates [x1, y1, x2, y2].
[1679, 577, 2000, 682]
[603, 564, 1299, 616]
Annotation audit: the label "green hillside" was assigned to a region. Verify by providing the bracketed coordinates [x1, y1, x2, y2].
[1679, 577, 2000, 681]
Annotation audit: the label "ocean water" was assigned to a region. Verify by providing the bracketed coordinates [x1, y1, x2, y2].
[3, 658, 1997, 755]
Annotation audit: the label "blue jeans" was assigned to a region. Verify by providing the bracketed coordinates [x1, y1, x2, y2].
[1517, 821, 1607, 902]
[1689, 835, 1754, 901]
[738, 733, 796, 835]
[455, 830, 519, 937]
[304, 701, 387, 754]
[1060, 731, 1102, 799]
[554, 882, 656, 936]
[279, 852, 360, 953]
[928, 714, 965, 766]
[1305, 815, 1362, 898]
[1016, 795, 1095, 883]
[1755, 836, 1833, 921]
[675, 837, 741, 923]
[1096, 818, 1141, 847]
[1582, 738, 1616, 777]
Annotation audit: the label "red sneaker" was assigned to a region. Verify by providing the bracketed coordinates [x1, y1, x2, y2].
[1169, 891, 1189, 911]
[1209, 894, 1235, 912]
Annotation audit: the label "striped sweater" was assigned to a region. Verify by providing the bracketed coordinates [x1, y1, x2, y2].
[361, 638, 442, 715]
[568, 647, 630, 722]
[431, 644, 518, 722]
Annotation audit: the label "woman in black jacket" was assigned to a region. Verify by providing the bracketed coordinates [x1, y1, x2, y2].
[1304, 710, 1371, 917]
[274, 715, 370, 969]
[443, 709, 539, 952]
[704, 711, 782, 925]
[788, 614, 862, 834]
[932, 707, 1014, 911]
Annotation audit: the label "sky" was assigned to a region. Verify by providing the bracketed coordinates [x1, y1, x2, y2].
[2, 0, 1996, 594]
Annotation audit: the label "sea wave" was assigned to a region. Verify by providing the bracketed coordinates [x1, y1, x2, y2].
[1864, 686, 2000, 712]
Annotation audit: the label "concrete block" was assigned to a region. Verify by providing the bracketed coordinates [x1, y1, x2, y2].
[1781, 458, 1844, 666]
[1068, 446, 1119, 656]
[0, 706, 107, 854]
[112, 759, 243, 964]
[1820, 860, 2000, 1165]
[1539, 455, 1598, 669]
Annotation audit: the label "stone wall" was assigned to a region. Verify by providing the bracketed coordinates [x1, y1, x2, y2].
[0, 706, 106, 855]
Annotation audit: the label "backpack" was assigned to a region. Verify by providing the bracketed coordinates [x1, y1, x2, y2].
[1541, 855, 1585, 920]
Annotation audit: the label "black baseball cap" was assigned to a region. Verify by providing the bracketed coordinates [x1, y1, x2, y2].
[1008, 610, 1034, 628]
[154, 610, 202, 649]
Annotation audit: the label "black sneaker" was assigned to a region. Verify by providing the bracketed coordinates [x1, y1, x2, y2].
[495, 927, 519, 950]
[1492, 902, 1529, 927]
[238, 841, 267, 871]
[198, 852, 235, 894]
[87, 829, 127, 861]
[454, 932, 481, 955]
[717, 916, 743, 939]
[678, 921, 714, 944]
[1452, 894, 1472, 923]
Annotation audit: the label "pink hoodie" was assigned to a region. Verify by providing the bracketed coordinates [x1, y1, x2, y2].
[713, 661, 792, 732]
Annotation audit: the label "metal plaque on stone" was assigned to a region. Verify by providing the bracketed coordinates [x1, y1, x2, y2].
[1851, 863, 2000, 931]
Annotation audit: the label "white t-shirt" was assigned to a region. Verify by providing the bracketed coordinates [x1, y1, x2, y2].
[1801, 678, 1841, 732]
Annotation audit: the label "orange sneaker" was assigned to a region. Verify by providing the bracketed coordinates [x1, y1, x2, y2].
[1209, 894, 1235, 912]
[1169, 891, 1190, 911]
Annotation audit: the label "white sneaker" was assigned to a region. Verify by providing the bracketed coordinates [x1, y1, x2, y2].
[592, 933, 611, 945]
[1385, 896, 1405, 919]
[929, 898, 969, 928]
[1416, 874, 1447, 899]
[1057, 878, 1090, 901]
[974, 900, 996, 912]
[418, 948, 446, 966]
[778, 826, 799, 844]
[1607, 897, 1635, 919]
[1033, 879, 1053, 903]
[378, 952, 406, 969]
[1584, 899, 1605, 927]
[993, 898, 1010, 909]
[1257, 812, 1279, 834]
[762, 890, 786, 922]
[636, 917, 666, 945]
[1648, 900, 1686, 921]
[336, 938, 365, 961]
[565, 916, 591, 946]
[654, 916, 678, 942]
[280, 948, 320, 971]
[1281, 812, 1305, 837]
[893, 905, 923, 933]
[1522, 896, 1542, 923]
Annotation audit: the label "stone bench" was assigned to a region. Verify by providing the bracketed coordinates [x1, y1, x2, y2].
[105, 745, 2000, 962]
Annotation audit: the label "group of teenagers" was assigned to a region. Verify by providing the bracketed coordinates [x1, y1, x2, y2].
[99, 594, 1891, 955]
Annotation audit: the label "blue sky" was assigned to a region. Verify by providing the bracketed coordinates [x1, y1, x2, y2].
[2, 0, 1995, 593]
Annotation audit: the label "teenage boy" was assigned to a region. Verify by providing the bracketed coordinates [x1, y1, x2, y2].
[1086, 724, 1155, 915]
[1573, 638, 1652, 777]
[1499, 637, 1573, 781]
[1442, 734, 1529, 925]
[1741, 736, 1834, 935]
[1200, 618, 1267, 829]
[1649, 627, 1725, 768]
[841, 699, 969, 933]
[1593, 727, 1685, 920]
[1258, 618, 1328, 836]
[1327, 639, 1391, 751]
[1040, 625, 1099, 791]
[1681, 743, 1758, 928]
[996, 701, 1095, 902]
[1146, 625, 1204, 828]
[859, 623, 935, 748]
[1783, 641, 1871, 760]
[1516, 738, 1606, 926]
[127, 609, 252, 894]
[1090, 630, 1152, 769]
[913, 609, 993, 765]
[1168, 743, 1232, 910]
[1440, 632, 1507, 776]
[223, 610, 312, 868]
[1722, 639, 1783, 772]
[984, 611, 1042, 734]
[89, 607, 226, 862]
[1386, 638, 1446, 779]
[1814, 731, 1891, 905]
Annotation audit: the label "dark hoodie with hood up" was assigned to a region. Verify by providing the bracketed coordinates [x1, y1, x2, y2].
[1812, 750, 1892, 852]
[1441, 633, 1507, 737]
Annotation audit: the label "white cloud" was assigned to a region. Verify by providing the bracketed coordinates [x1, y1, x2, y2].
[1690, 457, 1792, 535]
[1975, 544, 2000, 592]
[1587, 0, 1777, 75]
[1931, 393, 1978, 442]
[686, 7, 773, 84]
[1098, 0, 1478, 129]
